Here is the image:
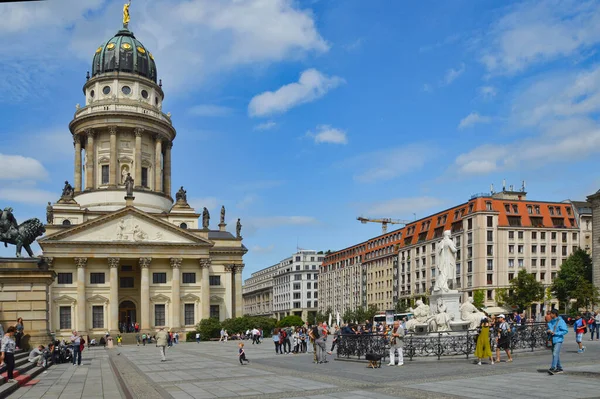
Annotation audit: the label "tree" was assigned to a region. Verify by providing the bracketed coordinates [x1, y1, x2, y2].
[506, 269, 544, 313]
[197, 318, 222, 341]
[365, 304, 379, 321]
[552, 249, 598, 312]
[342, 309, 355, 324]
[354, 306, 367, 323]
[495, 288, 508, 307]
[473, 289, 486, 308]
[277, 315, 304, 327]
[395, 299, 409, 313]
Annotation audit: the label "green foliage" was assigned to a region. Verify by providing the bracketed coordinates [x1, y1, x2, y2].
[186, 331, 197, 342]
[342, 309, 355, 324]
[506, 269, 545, 313]
[473, 289, 486, 308]
[197, 318, 222, 341]
[395, 299, 409, 313]
[354, 306, 367, 323]
[277, 315, 304, 327]
[495, 288, 508, 307]
[365, 304, 379, 321]
[552, 249, 598, 311]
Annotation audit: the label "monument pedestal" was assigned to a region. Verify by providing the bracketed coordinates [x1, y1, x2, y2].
[0, 258, 55, 349]
[430, 290, 461, 323]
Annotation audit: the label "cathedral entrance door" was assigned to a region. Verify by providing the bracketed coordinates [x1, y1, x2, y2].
[119, 300, 137, 333]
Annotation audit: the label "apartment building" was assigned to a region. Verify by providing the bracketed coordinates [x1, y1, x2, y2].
[243, 250, 324, 321]
[319, 187, 590, 316]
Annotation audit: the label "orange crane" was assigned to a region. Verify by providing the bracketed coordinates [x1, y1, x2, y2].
[356, 217, 413, 234]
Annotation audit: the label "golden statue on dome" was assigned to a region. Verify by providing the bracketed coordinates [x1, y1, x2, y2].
[123, 1, 131, 29]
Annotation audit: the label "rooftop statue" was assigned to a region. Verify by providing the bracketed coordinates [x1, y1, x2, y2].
[236, 218, 242, 238]
[124, 173, 134, 198]
[176, 186, 187, 203]
[61, 181, 74, 199]
[0, 207, 45, 257]
[123, 1, 131, 29]
[202, 207, 210, 229]
[220, 206, 225, 224]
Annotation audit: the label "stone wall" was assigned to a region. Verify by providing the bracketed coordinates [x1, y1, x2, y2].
[587, 192, 600, 289]
[0, 258, 55, 349]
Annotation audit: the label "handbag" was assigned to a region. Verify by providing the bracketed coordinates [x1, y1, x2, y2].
[546, 318, 560, 348]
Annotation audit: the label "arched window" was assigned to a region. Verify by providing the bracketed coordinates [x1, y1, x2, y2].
[62, 220, 71, 226]
[179, 222, 188, 229]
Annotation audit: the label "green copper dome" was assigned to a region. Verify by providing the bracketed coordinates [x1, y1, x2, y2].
[92, 28, 157, 83]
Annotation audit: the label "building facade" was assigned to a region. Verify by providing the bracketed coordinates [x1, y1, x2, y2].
[320, 187, 589, 316]
[243, 250, 323, 321]
[38, 20, 246, 338]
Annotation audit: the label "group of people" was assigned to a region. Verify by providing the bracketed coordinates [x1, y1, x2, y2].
[473, 314, 514, 365]
[0, 317, 26, 382]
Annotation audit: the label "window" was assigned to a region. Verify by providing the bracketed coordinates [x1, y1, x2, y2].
[541, 232, 546, 240]
[155, 304, 165, 326]
[562, 246, 567, 256]
[121, 265, 133, 272]
[562, 232, 567, 242]
[293, 302, 301, 308]
[92, 306, 104, 329]
[153, 273, 167, 284]
[122, 86, 131, 95]
[527, 205, 532, 214]
[295, 265, 300, 271]
[532, 245, 537, 253]
[486, 202, 492, 211]
[307, 274, 311, 280]
[551, 245, 557, 254]
[293, 283, 301, 290]
[508, 217, 522, 227]
[307, 292, 311, 299]
[541, 245, 546, 253]
[487, 259, 493, 271]
[508, 273, 514, 281]
[549, 207, 555, 215]
[509, 245, 515, 254]
[487, 216, 493, 227]
[314, 273, 318, 280]
[573, 232, 578, 240]
[509, 259, 515, 268]
[508, 231, 514, 239]
[540, 272, 545, 282]
[102, 85, 111, 95]
[294, 274, 302, 281]
[295, 256, 301, 261]
[541, 259, 546, 267]
[307, 282, 313, 290]
[141, 167, 148, 188]
[487, 274, 493, 285]
[59, 306, 71, 330]
[185, 304, 195, 325]
[182, 273, 196, 283]
[141, 89, 149, 99]
[90, 273, 105, 284]
[62, 219, 71, 226]
[532, 259, 537, 267]
[210, 305, 220, 320]
[551, 232, 557, 240]
[531, 232, 537, 240]
[551, 258, 557, 267]
[487, 230, 493, 241]
[101, 165, 109, 184]
[487, 245, 493, 256]
[551, 272, 557, 281]
[314, 282, 318, 289]
[467, 261, 473, 273]
[209, 276, 221, 286]
[518, 231, 524, 239]
[518, 245, 524, 254]
[487, 290, 493, 300]
[120, 277, 134, 288]
[467, 219, 473, 230]
[179, 222, 188, 229]
[518, 259, 524, 267]
[58, 273, 73, 284]
[505, 204, 511, 213]
[535, 205, 540, 214]
[314, 291, 318, 299]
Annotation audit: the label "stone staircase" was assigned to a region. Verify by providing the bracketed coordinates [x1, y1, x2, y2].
[0, 350, 49, 399]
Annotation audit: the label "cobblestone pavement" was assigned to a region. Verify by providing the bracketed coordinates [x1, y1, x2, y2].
[12, 336, 600, 398]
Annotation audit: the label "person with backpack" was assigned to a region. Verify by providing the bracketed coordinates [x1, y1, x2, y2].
[494, 315, 513, 363]
[547, 309, 568, 374]
[573, 313, 587, 353]
[587, 314, 596, 341]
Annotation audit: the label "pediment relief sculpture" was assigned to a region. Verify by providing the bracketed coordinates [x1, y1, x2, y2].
[150, 293, 171, 303]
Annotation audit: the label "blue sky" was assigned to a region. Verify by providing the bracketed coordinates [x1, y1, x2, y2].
[1, 0, 599, 279]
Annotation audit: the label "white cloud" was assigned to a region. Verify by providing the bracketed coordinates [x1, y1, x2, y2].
[306, 125, 348, 145]
[479, 86, 497, 99]
[248, 68, 344, 117]
[251, 244, 275, 254]
[0, 0, 329, 96]
[480, 0, 600, 74]
[0, 187, 55, 206]
[0, 154, 48, 181]
[444, 63, 465, 85]
[359, 197, 446, 218]
[236, 194, 258, 209]
[189, 105, 233, 117]
[458, 112, 492, 129]
[246, 216, 318, 228]
[253, 121, 277, 131]
[455, 145, 510, 175]
[342, 144, 439, 183]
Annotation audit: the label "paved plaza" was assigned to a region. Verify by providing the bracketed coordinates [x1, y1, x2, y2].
[10, 337, 600, 399]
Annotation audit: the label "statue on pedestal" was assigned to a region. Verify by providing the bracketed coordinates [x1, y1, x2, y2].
[433, 230, 457, 293]
[46, 202, 53, 224]
[176, 186, 187, 203]
[220, 206, 225, 224]
[202, 207, 210, 229]
[406, 300, 430, 332]
[460, 297, 487, 330]
[236, 218, 242, 238]
[430, 297, 453, 332]
[124, 173, 134, 198]
[61, 181, 74, 200]
[0, 207, 45, 257]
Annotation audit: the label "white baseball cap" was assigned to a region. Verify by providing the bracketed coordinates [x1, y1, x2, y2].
[498, 314, 505, 319]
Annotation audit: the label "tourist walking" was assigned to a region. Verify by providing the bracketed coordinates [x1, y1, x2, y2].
[196, 332, 201, 343]
[547, 309, 568, 375]
[156, 327, 169, 362]
[315, 321, 328, 364]
[251, 328, 260, 344]
[474, 318, 494, 365]
[327, 325, 340, 355]
[494, 315, 513, 363]
[387, 320, 404, 366]
[70, 330, 83, 366]
[14, 318, 24, 350]
[573, 314, 587, 353]
[1, 326, 17, 382]
[272, 328, 282, 354]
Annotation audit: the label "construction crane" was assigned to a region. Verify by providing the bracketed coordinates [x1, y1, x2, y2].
[357, 217, 413, 234]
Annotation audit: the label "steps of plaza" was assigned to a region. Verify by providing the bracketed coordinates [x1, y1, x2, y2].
[0, 350, 49, 399]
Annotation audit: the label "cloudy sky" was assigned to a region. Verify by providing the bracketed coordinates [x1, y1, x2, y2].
[1, 0, 599, 279]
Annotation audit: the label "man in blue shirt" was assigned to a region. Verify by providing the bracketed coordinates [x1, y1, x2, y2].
[547, 309, 568, 374]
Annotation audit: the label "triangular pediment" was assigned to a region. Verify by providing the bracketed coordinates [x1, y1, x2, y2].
[181, 293, 200, 302]
[210, 295, 223, 303]
[54, 295, 76, 304]
[150, 293, 171, 303]
[87, 294, 109, 304]
[41, 207, 212, 246]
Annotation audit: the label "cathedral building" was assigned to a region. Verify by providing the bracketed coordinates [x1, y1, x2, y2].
[38, 19, 246, 338]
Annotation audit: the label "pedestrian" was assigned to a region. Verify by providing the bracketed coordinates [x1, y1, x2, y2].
[135, 332, 140, 346]
[70, 330, 82, 366]
[14, 318, 24, 350]
[474, 318, 494, 365]
[142, 332, 147, 346]
[1, 326, 17, 382]
[238, 342, 250, 365]
[547, 309, 568, 375]
[573, 313, 587, 353]
[587, 313, 596, 340]
[327, 325, 340, 355]
[219, 328, 225, 342]
[387, 320, 404, 366]
[595, 311, 600, 341]
[116, 334, 122, 346]
[156, 327, 169, 362]
[315, 321, 328, 364]
[196, 332, 201, 343]
[272, 328, 282, 354]
[494, 314, 513, 363]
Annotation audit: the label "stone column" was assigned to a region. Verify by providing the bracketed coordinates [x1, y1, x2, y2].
[199, 259, 211, 320]
[134, 127, 144, 188]
[74, 135, 82, 192]
[163, 142, 172, 197]
[587, 191, 600, 288]
[84, 129, 95, 190]
[108, 257, 119, 333]
[223, 264, 234, 319]
[139, 257, 152, 330]
[234, 264, 244, 318]
[74, 258, 87, 333]
[109, 126, 118, 187]
[170, 258, 182, 328]
[154, 135, 162, 193]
